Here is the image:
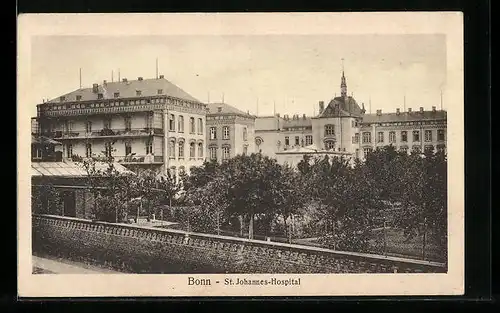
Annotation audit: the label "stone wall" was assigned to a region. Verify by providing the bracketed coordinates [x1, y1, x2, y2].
[32, 214, 447, 274]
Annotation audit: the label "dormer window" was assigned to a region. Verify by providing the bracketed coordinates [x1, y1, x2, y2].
[76, 95, 82, 101]
[157, 89, 163, 95]
[97, 93, 104, 99]
[217, 106, 223, 113]
[59, 96, 65, 102]
[136, 90, 142, 96]
[114, 92, 120, 98]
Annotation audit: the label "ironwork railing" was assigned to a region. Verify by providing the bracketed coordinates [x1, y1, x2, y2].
[113, 154, 163, 164]
[48, 128, 164, 139]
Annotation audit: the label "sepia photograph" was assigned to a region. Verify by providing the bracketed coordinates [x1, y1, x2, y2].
[18, 12, 464, 297]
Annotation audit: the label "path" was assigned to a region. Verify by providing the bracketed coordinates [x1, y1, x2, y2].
[32, 256, 121, 274]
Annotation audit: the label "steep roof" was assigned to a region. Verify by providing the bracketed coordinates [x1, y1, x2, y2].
[206, 102, 255, 118]
[318, 96, 364, 118]
[47, 77, 201, 103]
[362, 110, 447, 124]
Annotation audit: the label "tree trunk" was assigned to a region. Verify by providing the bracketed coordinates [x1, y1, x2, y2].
[239, 215, 244, 237]
[283, 215, 288, 240]
[248, 213, 254, 240]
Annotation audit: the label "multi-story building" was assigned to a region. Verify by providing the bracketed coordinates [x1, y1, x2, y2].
[254, 70, 447, 165]
[33, 75, 207, 178]
[206, 103, 256, 162]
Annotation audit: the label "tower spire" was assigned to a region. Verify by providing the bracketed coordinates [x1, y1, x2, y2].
[340, 58, 347, 98]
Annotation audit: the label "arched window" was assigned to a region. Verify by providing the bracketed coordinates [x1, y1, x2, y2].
[189, 141, 195, 158]
[198, 142, 204, 158]
[169, 139, 175, 158]
[178, 140, 185, 158]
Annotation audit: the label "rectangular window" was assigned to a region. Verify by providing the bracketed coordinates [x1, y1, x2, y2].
[169, 114, 175, 131]
[363, 147, 372, 156]
[76, 95, 82, 101]
[178, 115, 184, 133]
[389, 131, 396, 143]
[243, 146, 248, 155]
[401, 131, 408, 142]
[437, 144, 446, 153]
[136, 90, 142, 96]
[85, 144, 92, 158]
[243, 127, 248, 141]
[295, 136, 300, 146]
[425, 130, 432, 142]
[198, 118, 203, 135]
[35, 148, 42, 159]
[377, 132, 384, 143]
[65, 144, 73, 158]
[412, 145, 421, 153]
[85, 121, 92, 133]
[413, 130, 420, 142]
[424, 145, 434, 153]
[105, 142, 112, 158]
[145, 114, 153, 129]
[124, 116, 131, 131]
[210, 127, 217, 140]
[325, 140, 335, 150]
[125, 142, 132, 155]
[222, 146, 230, 160]
[400, 146, 408, 153]
[190, 117, 195, 133]
[306, 135, 313, 146]
[178, 141, 184, 158]
[438, 129, 445, 141]
[285, 136, 290, 146]
[97, 93, 103, 99]
[145, 140, 153, 155]
[210, 147, 217, 161]
[362, 132, 371, 144]
[223, 126, 230, 140]
[157, 89, 163, 95]
[114, 92, 120, 98]
[325, 125, 335, 136]
[103, 117, 112, 129]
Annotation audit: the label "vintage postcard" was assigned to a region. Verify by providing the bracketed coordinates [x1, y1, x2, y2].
[17, 12, 464, 297]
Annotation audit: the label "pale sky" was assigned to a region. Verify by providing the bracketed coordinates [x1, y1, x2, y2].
[30, 34, 446, 118]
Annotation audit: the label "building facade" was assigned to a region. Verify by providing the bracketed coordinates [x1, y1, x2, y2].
[33, 75, 207, 178]
[206, 103, 256, 162]
[254, 70, 447, 165]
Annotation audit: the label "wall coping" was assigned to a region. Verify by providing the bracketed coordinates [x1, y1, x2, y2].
[33, 214, 446, 269]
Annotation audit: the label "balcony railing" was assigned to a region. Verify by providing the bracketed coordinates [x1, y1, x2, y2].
[48, 128, 164, 139]
[114, 154, 163, 164]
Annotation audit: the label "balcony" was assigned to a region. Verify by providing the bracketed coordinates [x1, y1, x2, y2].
[114, 154, 164, 164]
[48, 128, 164, 140]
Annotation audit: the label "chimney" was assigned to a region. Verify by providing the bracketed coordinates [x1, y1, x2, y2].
[92, 83, 99, 93]
[159, 75, 164, 79]
[217, 106, 222, 113]
[122, 78, 128, 82]
[396, 108, 400, 115]
[303, 114, 306, 120]
[408, 107, 412, 113]
[376, 109, 382, 116]
[319, 101, 325, 113]
[138, 77, 143, 81]
[419, 107, 424, 113]
[432, 106, 436, 112]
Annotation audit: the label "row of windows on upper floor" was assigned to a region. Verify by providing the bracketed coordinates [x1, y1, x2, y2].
[359, 144, 446, 156]
[353, 129, 446, 144]
[208, 145, 249, 161]
[209, 126, 248, 141]
[64, 140, 205, 160]
[167, 114, 204, 135]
